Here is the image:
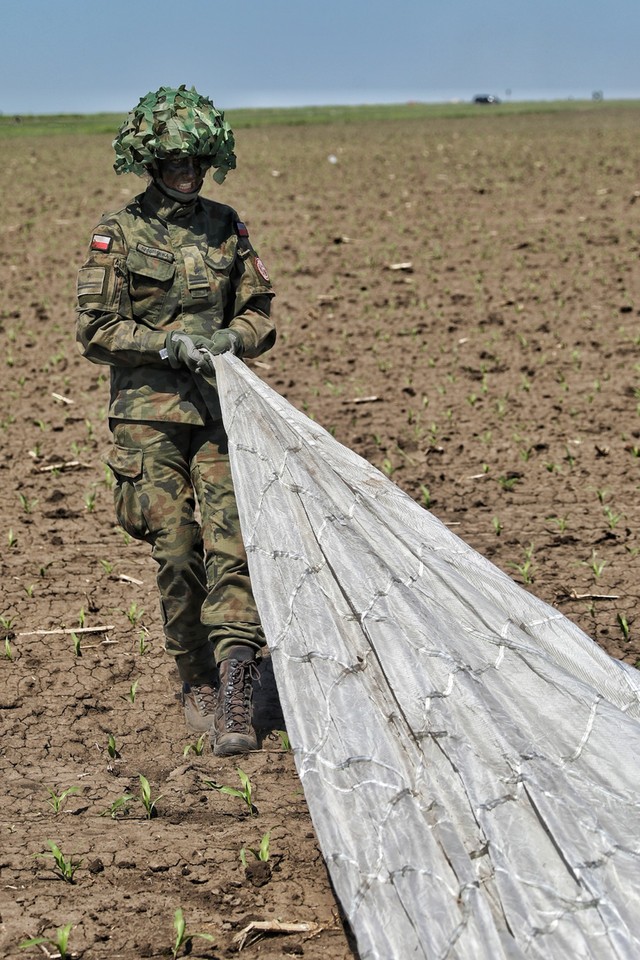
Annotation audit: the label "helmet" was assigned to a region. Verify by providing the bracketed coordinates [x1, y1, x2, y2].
[112, 85, 236, 183]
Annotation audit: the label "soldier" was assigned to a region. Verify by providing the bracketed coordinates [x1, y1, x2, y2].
[76, 85, 275, 756]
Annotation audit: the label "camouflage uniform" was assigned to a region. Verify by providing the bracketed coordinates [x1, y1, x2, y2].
[76, 181, 275, 683]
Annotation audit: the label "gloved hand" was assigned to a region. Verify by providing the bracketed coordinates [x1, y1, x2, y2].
[206, 329, 243, 356]
[164, 330, 243, 376]
[164, 331, 215, 373]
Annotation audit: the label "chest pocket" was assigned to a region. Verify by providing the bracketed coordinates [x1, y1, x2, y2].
[205, 234, 238, 276]
[126, 249, 176, 321]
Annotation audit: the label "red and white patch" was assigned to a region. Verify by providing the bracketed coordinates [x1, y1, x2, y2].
[91, 234, 112, 253]
[254, 257, 270, 282]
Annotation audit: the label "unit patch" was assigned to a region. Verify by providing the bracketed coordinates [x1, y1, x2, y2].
[91, 234, 112, 253]
[236, 221, 249, 238]
[136, 242, 174, 263]
[77, 266, 106, 298]
[254, 257, 270, 282]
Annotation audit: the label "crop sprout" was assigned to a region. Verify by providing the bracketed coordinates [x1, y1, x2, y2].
[240, 830, 271, 867]
[45, 786, 78, 815]
[204, 768, 257, 816]
[20, 922, 73, 959]
[34, 840, 82, 883]
[171, 908, 215, 959]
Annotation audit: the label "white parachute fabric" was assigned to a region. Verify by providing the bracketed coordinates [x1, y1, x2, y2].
[212, 355, 640, 960]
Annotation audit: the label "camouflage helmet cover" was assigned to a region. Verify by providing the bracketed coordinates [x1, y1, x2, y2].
[112, 85, 236, 184]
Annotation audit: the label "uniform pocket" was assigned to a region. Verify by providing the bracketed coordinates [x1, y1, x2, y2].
[125, 249, 176, 321]
[104, 445, 149, 541]
[205, 234, 238, 274]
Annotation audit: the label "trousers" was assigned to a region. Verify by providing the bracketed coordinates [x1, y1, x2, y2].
[106, 418, 265, 681]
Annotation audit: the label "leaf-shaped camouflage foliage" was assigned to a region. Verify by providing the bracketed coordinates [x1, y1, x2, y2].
[112, 84, 236, 182]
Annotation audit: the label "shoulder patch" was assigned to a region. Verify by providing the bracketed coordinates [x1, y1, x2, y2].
[77, 266, 106, 298]
[254, 256, 270, 282]
[91, 234, 113, 253]
[235, 221, 249, 238]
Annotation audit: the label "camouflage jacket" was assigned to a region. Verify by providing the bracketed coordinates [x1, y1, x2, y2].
[76, 182, 275, 423]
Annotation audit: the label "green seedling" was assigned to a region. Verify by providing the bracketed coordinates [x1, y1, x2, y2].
[548, 515, 568, 534]
[84, 490, 96, 512]
[4, 637, 13, 660]
[45, 786, 79, 815]
[138, 630, 149, 654]
[20, 922, 73, 959]
[204, 768, 256, 816]
[171, 907, 215, 959]
[8, 528, 17, 548]
[126, 679, 139, 703]
[127, 602, 144, 626]
[498, 475, 519, 492]
[603, 505, 623, 530]
[77, 607, 86, 628]
[492, 516, 502, 536]
[35, 840, 82, 883]
[617, 613, 630, 641]
[240, 830, 271, 866]
[107, 734, 120, 759]
[71, 632, 82, 658]
[588, 550, 606, 581]
[510, 543, 535, 584]
[100, 794, 134, 819]
[99, 558, 114, 574]
[102, 463, 116, 488]
[274, 729, 291, 751]
[419, 485, 431, 509]
[596, 488, 608, 505]
[183, 734, 207, 758]
[25, 583, 35, 597]
[139, 774, 162, 819]
[0, 614, 15, 631]
[18, 493, 38, 514]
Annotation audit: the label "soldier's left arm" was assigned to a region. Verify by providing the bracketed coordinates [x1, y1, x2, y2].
[228, 227, 276, 358]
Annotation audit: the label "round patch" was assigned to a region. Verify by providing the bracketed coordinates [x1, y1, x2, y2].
[255, 256, 270, 282]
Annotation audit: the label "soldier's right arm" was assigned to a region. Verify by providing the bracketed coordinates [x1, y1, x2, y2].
[76, 221, 167, 366]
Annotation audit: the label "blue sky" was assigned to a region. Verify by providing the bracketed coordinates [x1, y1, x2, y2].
[2, 0, 639, 114]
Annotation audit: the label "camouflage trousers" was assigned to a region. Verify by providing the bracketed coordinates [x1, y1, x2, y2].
[106, 418, 265, 683]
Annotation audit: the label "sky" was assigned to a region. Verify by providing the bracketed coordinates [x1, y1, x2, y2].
[1, 0, 639, 115]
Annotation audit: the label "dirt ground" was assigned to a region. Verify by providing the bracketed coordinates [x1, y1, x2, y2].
[2, 104, 640, 959]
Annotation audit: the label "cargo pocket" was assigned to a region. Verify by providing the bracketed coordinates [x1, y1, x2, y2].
[104, 444, 150, 541]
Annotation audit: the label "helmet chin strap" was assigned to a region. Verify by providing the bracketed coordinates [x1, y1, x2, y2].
[155, 176, 203, 203]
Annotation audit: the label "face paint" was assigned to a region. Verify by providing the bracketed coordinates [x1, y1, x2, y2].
[157, 157, 209, 194]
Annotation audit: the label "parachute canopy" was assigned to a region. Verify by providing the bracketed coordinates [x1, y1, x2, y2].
[211, 354, 640, 960]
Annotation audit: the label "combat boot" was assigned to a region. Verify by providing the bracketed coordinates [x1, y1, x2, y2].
[182, 681, 217, 734]
[212, 647, 259, 756]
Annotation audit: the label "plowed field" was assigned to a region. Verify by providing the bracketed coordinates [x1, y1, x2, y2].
[2, 104, 640, 958]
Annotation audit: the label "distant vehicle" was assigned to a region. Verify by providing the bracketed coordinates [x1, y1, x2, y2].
[473, 94, 501, 104]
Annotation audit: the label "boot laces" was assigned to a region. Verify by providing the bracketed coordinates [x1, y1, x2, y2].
[192, 683, 216, 715]
[223, 660, 259, 731]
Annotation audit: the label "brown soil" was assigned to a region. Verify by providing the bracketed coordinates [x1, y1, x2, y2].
[2, 105, 640, 959]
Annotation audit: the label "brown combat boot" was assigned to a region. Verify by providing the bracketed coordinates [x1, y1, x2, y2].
[212, 647, 259, 756]
[182, 681, 217, 734]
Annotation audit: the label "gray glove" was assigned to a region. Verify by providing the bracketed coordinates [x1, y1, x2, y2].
[206, 329, 243, 356]
[164, 330, 243, 377]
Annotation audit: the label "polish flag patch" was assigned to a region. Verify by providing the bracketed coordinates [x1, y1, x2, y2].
[91, 234, 112, 252]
